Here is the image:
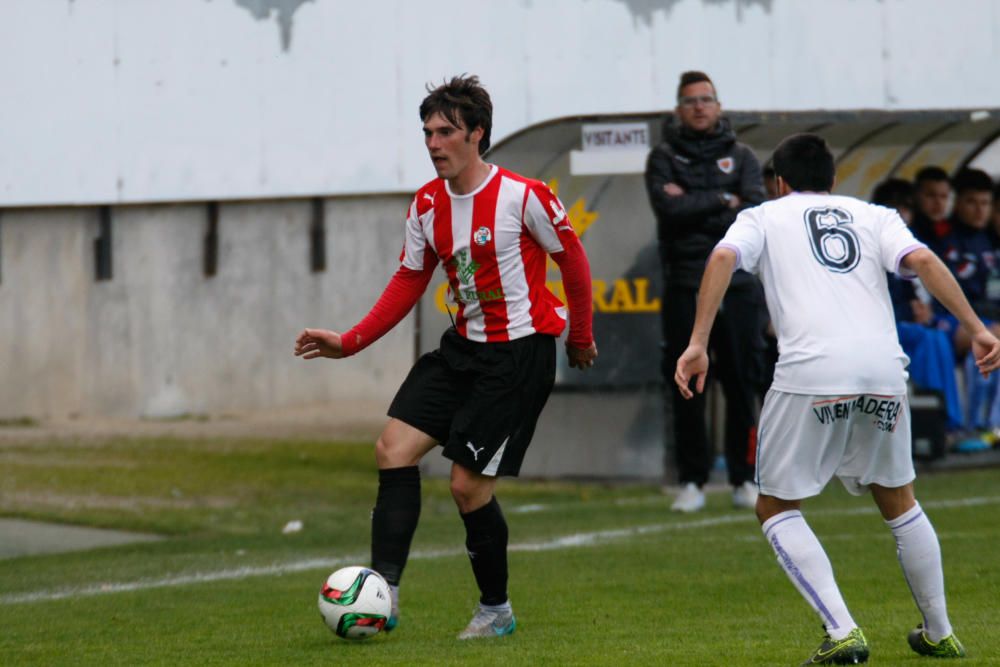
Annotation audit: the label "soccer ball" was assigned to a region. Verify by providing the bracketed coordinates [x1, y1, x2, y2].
[318, 566, 392, 640]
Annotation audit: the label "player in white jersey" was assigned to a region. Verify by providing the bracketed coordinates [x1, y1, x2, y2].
[675, 134, 1000, 664]
[295, 76, 597, 640]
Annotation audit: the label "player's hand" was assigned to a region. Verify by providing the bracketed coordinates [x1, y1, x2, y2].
[294, 328, 345, 360]
[567, 341, 598, 370]
[725, 193, 742, 209]
[663, 182, 685, 197]
[971, 328, 1000, 377]
[674, 344, 709, 399]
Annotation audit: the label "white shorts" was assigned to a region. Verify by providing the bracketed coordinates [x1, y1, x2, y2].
[756, 390, 915, 500]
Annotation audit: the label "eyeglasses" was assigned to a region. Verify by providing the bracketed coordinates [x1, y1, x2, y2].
[678, 95, 718, 107]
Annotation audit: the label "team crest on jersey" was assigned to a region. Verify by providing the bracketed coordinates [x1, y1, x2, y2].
[717, 157, 734, 174]
[473, 226, 492, 246]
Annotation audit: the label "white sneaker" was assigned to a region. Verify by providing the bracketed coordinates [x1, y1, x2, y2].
[670, 483, 705, 513]
[732, 481, 758, 509]
[457, 603, 516, 639]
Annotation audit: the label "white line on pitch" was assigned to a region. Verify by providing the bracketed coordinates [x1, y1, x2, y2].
[2, 495, 998, 605]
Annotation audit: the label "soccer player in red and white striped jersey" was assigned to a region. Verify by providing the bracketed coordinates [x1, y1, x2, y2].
[295, 75, 596, 639]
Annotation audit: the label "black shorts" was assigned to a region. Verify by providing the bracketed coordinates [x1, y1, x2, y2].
[388, 328, 556, 477]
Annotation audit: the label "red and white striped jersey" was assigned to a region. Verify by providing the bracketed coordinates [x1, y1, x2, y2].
[402, 165, 582, 343]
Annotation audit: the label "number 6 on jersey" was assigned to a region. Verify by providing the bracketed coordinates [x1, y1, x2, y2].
[805, 206, 860, 273]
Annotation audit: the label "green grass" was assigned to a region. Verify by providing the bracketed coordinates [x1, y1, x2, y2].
[2, 437, 999, 665]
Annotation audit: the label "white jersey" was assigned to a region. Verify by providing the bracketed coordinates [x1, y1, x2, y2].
[718, 192, 925, 394]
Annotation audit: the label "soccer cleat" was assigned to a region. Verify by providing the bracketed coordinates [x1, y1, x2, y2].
[457, 604, 516, 639]
[908, 625, 966, 658]
[801, 627, 869, 665]
[732, 480, 759, 509]
[671, 482, 706, 513]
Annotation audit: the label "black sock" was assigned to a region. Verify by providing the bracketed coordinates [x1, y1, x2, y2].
[460, 496, 509, 606]
[370, 466, 421, 586]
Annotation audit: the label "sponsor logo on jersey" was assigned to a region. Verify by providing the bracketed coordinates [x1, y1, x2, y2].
[423, 193, 435, 204]
[717, 156, 734, 174]
[446, 249, 505, 304]
[473, 226, 492, 246]
[812, 395, 902, 433]
[456, 287, 505, 304]
[449, 248, 480, 284]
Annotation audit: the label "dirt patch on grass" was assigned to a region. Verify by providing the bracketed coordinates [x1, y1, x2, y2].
[0, 490, 239, 512]
[0, 453, 140, 469]
[0, 400, 386, 445]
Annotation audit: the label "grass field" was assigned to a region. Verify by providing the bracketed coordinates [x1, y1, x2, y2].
[1, 436, 999, 665]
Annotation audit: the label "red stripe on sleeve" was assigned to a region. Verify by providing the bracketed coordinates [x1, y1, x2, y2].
[550, 233, 594, 348]
[340, 256, 435, 356]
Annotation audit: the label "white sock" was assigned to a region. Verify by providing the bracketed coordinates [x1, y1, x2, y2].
[762, 510, 857, 640]
[480, 599, 511, 613]
[886, 502, 952, 641]
[389, 584, 399, 612]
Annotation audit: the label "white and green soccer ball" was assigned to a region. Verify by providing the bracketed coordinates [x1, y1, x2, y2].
[318, 566, 392, 640]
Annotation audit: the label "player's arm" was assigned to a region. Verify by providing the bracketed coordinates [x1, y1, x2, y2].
[674, 247, 737, 398]
[296, 197, 436, 361]
[644, 146, 729, 222]
[550, 234, 597, 369]
[294, 261, 435, 360]
[523, 183, 596, 369]
[902, 247, 1000, 376]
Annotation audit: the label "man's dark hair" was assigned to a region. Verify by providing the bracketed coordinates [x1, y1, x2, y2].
[994, 181, 1000, 202]
[676, 70, 715, 101]
[951, 168, 994, 196]
[771, 133, 835, 192]
[914, 165, 950, 188]
[419, 75, 493, 155]
[871, 178, 915, 211]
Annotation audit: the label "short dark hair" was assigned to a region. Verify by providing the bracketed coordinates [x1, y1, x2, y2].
[871, 178, 915, 211]
[676, 70, 715, 101]
[914, 166, 950, 188]
[952, 168, 994, 196]
[994, 181, 1000, 202]
[419, 75, 493, 155]
[771, 133, 835, 192]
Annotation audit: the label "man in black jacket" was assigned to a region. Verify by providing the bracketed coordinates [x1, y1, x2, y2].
[645, 70, 766, 512]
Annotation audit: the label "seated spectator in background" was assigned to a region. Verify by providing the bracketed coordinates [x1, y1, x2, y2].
[872, 178, 962, 431]
[937, 169, 999, 348]
[936, 168, 999, 438]
[990, 181, 1000, 248]
[911, 166, 952, 246]
[762, 162, 779, 201]
[872, 179, 926, 321]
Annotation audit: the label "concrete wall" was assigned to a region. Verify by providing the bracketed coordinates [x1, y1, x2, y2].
[3, 0, 1000, 207]
[0, 196, 414, 419]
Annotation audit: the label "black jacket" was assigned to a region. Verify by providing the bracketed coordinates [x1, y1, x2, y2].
[645, 117, 765, 289]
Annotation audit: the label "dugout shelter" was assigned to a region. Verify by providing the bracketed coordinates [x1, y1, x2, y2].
[418, 108, 1000, 480]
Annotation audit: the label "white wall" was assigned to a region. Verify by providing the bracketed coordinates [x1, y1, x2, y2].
[0, 196, 414, 419]
[2, 0, 998, 207]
